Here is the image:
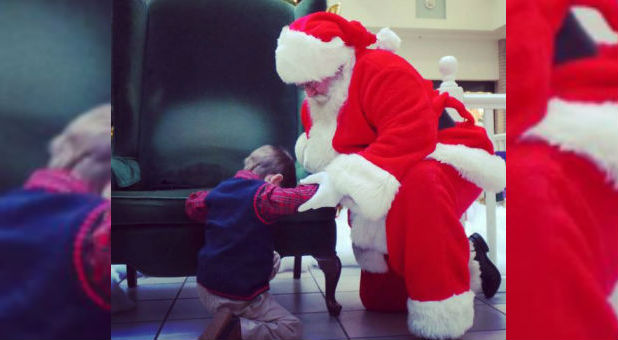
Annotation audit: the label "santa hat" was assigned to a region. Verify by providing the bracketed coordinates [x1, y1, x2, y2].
[507, 0, 617, 142]
[275, 12, 401, 84]
[510, 0, 618, 187]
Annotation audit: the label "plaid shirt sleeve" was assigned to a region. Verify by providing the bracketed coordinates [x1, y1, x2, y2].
[185, 191, 209, 222]
[255, 183, 318, 224]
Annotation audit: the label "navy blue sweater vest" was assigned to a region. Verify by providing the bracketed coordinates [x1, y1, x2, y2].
[0, 188, 109, 339]
[197, 177, 274, 299]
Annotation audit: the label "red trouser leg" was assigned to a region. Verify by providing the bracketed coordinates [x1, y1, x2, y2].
[358, 257, 408, 312]
[360, 160, 481, 338]
[388, 160, 479, 300]
[359, 160, 482, 312]
[509, 142, 618, 339]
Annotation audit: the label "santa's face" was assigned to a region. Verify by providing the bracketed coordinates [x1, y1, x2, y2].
[299, 67, 343, 103]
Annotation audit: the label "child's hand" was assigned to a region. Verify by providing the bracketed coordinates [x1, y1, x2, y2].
[298, 172, 343, 212]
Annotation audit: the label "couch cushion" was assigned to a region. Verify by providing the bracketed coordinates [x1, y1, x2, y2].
[112, 189, 195, 225]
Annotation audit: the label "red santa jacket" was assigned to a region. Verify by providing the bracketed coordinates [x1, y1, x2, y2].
[295, 48, 506, 221]
[507, 0, 618, 337]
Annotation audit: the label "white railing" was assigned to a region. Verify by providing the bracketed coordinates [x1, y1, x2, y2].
[438, 56, 505, 264]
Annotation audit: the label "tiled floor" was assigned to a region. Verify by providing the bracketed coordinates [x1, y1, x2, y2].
[112, 266, 506, 340]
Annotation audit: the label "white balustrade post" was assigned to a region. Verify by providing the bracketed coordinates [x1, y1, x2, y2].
[438, 56, 499, 265]
[483, 104, 499, 263]
[438, 56, 465, 122]
[485, 193, 498, 263]
[484, 107, 496, 147]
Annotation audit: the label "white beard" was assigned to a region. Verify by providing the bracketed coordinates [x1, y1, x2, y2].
[299, 56, 356, 173]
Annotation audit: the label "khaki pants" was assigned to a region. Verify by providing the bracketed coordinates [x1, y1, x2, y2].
[197, 252, 302, 340]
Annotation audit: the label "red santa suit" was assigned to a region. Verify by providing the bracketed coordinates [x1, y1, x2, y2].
[508, 0, 618, 338]
[276, 13, 505, 339]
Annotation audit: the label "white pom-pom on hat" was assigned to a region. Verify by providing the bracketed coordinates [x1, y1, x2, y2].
[375, 27, 401, 52]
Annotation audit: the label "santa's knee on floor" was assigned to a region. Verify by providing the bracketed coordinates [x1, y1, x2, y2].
[359, 260, 408, 312]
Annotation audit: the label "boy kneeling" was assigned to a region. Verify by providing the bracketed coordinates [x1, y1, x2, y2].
[186, 145, 321, 340]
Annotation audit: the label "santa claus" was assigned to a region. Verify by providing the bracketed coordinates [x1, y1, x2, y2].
[508, 0, 618, 338]
[275, 12, 505, 339]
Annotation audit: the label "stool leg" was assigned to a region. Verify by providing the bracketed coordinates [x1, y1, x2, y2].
[293, 256, 302, 279]
[315, 255, 342, 316]
[127, 264, 138, 288]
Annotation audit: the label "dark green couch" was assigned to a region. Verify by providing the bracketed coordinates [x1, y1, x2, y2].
[0, 0, 111, 191]
[111, 0, 342, 315]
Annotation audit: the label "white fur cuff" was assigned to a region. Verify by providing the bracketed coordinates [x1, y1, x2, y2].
[352, 245, 388, 273]
[407, 291, 475, 339]
[326, 153, 400, 221]
[428, 143, 506, 193]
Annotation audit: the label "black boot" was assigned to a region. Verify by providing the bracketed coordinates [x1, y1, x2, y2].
[469, 233, 501, 299]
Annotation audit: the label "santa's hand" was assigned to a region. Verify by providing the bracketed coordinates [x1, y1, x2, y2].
[298, 172, 343, 212]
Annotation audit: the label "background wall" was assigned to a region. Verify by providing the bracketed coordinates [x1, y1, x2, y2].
[328, 0, 505, 81]
[383, 29, 499, 80]
[328, 0, 505, 31]
[573, 6, 617, 43]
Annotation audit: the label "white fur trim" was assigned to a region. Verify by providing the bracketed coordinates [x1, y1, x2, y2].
[525, 98, 618, 189]
[326, 153, 401, 221]
[299, 57, 355, 173]
[407, 291, 475, 339]
[375, 27, 401, 52]
[610, 281, 618, 318]
[349, 210, 387, 253]
[352, 245, 388, 273]
[275, 26, 355, 84]
[428, 143, 506, 192]
[469, 241, 482, 295]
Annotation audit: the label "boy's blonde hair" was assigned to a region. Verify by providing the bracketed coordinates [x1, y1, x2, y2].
[48, 104, 111, 195]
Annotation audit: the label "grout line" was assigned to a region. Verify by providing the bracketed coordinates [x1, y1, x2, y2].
[308, 264, 352, 340]
[153, 277, 189, 340]
[484, 303, 506, 316]
[127, 298, 180, 302]
[346, 337, 403, 340]
[159, 316, 215, 321]
[272, 291, 324, 296]
[335, 310, 351, 339]
[475, 294, 506, 308]
[307, 264, 327, 297]
[289, 308, 366, 316]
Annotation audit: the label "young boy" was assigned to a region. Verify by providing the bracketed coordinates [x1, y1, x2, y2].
[185, 145, 319, 340]
[0, 104, 111, 339]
